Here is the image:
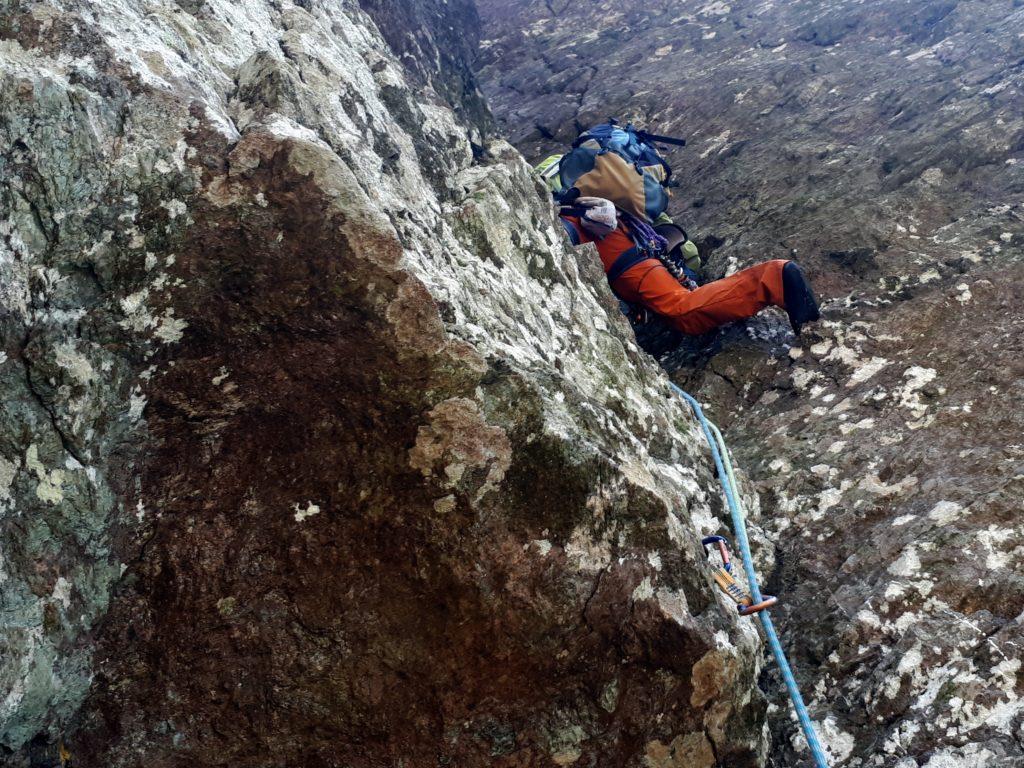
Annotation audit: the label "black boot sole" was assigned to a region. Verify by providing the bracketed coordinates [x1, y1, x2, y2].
[782, 262, 820, 335]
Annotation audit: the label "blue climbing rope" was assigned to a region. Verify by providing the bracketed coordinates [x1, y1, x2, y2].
[669, 383, 830, 768]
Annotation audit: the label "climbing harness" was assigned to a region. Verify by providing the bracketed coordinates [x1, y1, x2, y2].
[670, 383, 830, 768]
[701, 535, 778, 615]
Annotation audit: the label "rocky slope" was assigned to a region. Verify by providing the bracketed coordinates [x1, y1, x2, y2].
[0, 1, 784, 766]
[476, 0, 1024, 765]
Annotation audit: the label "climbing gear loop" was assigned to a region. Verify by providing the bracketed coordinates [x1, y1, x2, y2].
[701, 535, 778, 616]
[670, 383, 830, 768]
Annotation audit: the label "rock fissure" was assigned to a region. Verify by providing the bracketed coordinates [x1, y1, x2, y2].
[19, 345, 88, 468]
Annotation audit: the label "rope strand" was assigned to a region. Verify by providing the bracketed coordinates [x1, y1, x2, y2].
[670, 383, 830, 767]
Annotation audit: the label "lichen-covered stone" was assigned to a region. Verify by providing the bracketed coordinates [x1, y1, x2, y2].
[1, 1, 771, 765]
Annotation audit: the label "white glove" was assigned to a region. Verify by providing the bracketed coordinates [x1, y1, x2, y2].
[575, 197, 617, 238]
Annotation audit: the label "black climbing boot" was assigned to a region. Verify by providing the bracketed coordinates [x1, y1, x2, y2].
[782, 261, 820, 336]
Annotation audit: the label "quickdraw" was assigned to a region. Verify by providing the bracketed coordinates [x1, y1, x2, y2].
[701, 535, 778, 616]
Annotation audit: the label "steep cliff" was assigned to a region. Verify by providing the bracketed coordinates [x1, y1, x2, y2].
[1, 1, 776, 766]
[476, 1, 1024, 765]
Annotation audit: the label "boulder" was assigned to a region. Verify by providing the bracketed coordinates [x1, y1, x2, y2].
[0, 1, 769, 765]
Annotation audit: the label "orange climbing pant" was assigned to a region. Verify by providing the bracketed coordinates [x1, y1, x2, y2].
[612, 258, 789, 335]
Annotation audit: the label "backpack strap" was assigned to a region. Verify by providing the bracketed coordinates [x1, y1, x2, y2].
[635, 129, 687, 147]
[606, 245, 651, 284]
[560, 218, 582, 245]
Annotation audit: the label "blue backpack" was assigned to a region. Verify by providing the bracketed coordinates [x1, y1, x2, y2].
[557, 120, 686, 223]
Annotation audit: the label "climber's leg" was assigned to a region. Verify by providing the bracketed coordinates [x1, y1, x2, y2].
[614, 259, 791, 335]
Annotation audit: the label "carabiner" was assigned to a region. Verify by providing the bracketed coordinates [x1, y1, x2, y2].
[701, 535, 778, 616]
[701, 535, 733, 572]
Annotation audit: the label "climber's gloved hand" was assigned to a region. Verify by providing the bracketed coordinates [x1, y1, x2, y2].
[575, 196, 617, 239]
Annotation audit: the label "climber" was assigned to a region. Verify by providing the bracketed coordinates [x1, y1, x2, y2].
[560, 197, 820, 336]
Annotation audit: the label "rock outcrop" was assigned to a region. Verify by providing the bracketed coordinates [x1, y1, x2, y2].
[476, 1, 1024, 765]
[1, 1, 776, 765]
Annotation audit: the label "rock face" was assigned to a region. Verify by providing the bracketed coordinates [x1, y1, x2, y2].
[0, 1, 776, 765]
[476, 1, 1024, 766]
